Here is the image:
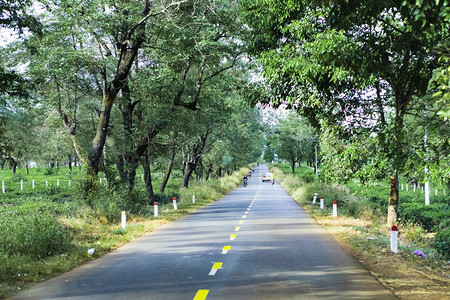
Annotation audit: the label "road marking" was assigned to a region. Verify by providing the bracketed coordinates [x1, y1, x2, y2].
[194, 289, 209, 300]
[247, 208, 251, 211]
[222, 246, 231, 254]
[235, 226, 241, 231]
[242, 215, 247, 218]
[209, 262, 223, 275]
[244, 211, 249, 214]
[239, 220, 245, 224]
[230, 234, 237, 240]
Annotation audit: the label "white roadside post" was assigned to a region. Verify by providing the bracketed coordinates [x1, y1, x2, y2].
[425, 181, 430, 205]
[435, 189, 437, 196]
[406, 184, 408, 192]
[2, 180, 5, 193]
[320, 196, 324, 209]
[313, 193, 318, 204]
[32, 180, 35, 189]
[57, 179, 60, 186]
[121, 211, 126, 229]
[332, 201, 337, 217]
[192, 194, 196, 204]
[390, 225, 398, 254]
[401, 184, 403, 191]
[21, 180, 23, 191]
[172, 197, 178, 210]
[154, 202, 159, 217]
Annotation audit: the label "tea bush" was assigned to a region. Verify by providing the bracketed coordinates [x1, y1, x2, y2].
[434, 228, 450, 259]
[398, 202, 449, 231]
[0, 207, 73, 259]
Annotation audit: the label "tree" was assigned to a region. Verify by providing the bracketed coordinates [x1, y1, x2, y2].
[275, 112, 316, 174]
[241, 0, 450, 227]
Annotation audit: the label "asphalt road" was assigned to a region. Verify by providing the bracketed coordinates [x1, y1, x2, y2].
[13, 165, 396, 300]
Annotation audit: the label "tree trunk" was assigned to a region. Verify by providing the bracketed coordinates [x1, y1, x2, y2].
[387, 175, 399, 228]
[205, 164, 213, 181]
[160, 150, 175, 193]
[291, 158, 296, 174]
[142, 154, 154, 199]
[182, 131, 210, 188]
[12, 162, 17, 174]
[25, 164, 29, 175]
[182, 162, 196, 188]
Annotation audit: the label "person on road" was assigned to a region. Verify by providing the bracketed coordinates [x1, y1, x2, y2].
[270, 173, 275, 185]
[243, 174, 248, 187]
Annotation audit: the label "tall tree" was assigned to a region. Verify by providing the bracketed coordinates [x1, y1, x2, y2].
[241, 0, 450, 226]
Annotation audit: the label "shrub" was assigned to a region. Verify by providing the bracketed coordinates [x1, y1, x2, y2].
[398, 203, 447, 231]
[44, 168, 55, 175]
[434, 228, 450, 259]
[0, 209, 73, 259]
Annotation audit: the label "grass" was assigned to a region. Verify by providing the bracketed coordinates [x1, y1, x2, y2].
[0, 165, 252, 299]
[269, 163, 449, 266]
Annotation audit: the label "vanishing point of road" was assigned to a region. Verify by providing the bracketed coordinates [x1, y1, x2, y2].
[13, 165, 396, 300]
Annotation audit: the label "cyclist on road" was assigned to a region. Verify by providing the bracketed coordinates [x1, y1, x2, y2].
[270, 173, 275, 185]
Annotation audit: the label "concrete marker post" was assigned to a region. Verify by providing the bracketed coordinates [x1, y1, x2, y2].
[172, 197, 177, 210]
[435, 189, 437, 196]
[46, 180, 48, 187]
[121, 211, 126, 229]
[21, 180, 23, 191]
[390, 225, 398, 254]
[320, 196, 324, 209]
[154, 202, 159, 217]
[192, 194, 196, 204]
[406, 184, 408, 191]
[32, 180, 35, 189]
[57, 179, 60, 187]
[332, 201, 337, 217]
[2, 180, 5, 193]
[313, 193, 318, 204]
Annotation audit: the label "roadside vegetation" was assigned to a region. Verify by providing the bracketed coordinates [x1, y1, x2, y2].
[0, 166, 251, 299]
[270, 163, 449, 298]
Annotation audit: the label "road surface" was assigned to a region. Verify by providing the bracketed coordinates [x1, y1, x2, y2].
[13, 165, 396, 300]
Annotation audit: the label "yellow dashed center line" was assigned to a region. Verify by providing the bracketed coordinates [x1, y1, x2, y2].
[196, 169, 262, 299]
[209, 262, 223, 275]
[222, 246, 231, 254]
[194, 290, 209, 300]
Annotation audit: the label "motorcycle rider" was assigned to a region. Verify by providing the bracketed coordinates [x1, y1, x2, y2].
[243, 174, 248, 187]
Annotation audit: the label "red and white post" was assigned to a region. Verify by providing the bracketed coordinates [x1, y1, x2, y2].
[320, 196, 324, 209]
[172, 197, 178, 210]
[332, 201, 337, 217]
[390, 225, 398, 253]
[154, 202, 159, 217]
